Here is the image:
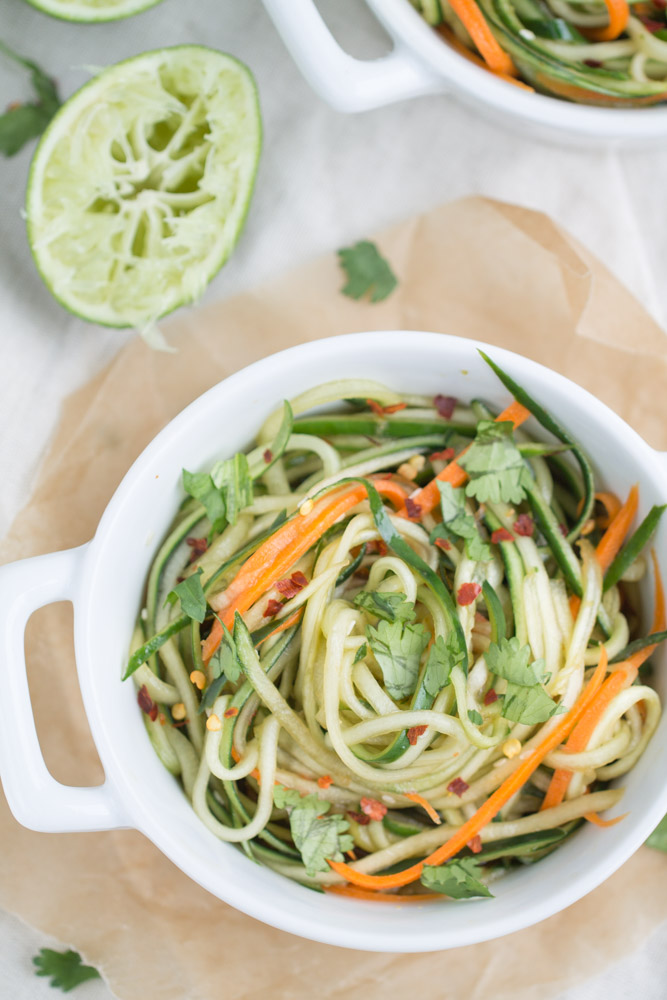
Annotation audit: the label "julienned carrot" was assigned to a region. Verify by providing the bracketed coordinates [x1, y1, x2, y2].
[584, 811, 628, 828]
[448, 0, 517, 75]
[595, 492, 622, 529]
[405, 792, 442, 825]
[255, 608, 304, 648]
[588, 0, 630, 41]
[570, 483, 639, 618]
[542, 552, 665, 811]
[398, 400, 531, 521]
[201, 479, 408, 662]
[437, 24, 534, 91]
[328, 653, 608, 891]
[325, 886, 442, 903]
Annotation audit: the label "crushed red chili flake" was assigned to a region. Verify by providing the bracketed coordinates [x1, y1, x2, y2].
[354, 566, 371, 580]
[263, 598, 284, 617]
[513, 513, 534, 537]
[137, 685, 158, 722]
[491, 528, 514, 544]
[360, 797, 388, 821]
[429, 448, 455, 463]
[366, 398, 386, 417]
[638, 15, 664, 30]
[317, 775, 333, 789]
[447, 777, 469, 797]
[559, 523, 568, 538]
[263, 448, 273, 463]
[223, 707, 239, 719]
[467, 835, 483, 854]
[405, 496, 422, 520]
[382, 402, 407, 414]
[583, 58, 603, 68]
[407, 725, 428, 746]
[347, 810, 371, 826]
[457, 582, 481, 606]
[655, 0, 666, 9]
[172, 719, 188, 729]
[434, 394, 457, 419]
[435, 537, 452, 552]
[483, 689, 498, 706]
[186, 537, 208, 559]
[276, 571, 309, 599]
[366, 539, 388, 556]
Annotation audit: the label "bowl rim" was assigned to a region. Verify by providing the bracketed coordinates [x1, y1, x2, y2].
[77, 331, 667, 951]
[368, 0, 667, 137]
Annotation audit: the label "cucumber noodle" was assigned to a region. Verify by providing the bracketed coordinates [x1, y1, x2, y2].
[411, 0, 667, 105]
[126, 376, 663, 897]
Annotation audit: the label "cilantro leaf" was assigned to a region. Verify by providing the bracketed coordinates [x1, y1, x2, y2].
[468, 709, 483, 725]
[434, 482, 491, 563]
[210, 452, 253, 526]
[366, 620, 430, 701]
[273, 786, 354, 876]
[502, 682, 564, 725]
[353, 590, 416, 623]
[210, 619, 243, 684]
[353, 642, 367, 664]
[486, 636, 547, 686]
[337, 240, 398, 303]
[166, 568, 206, 623]
[0, 41, 61, 157]
[459, 421, 531, 505]
[422, 634, 460, 697]
[646, 814, 667, 852]
[420, 857, 493, 899]
[33, 948, 100, 992]
[182, 469, 226, 534]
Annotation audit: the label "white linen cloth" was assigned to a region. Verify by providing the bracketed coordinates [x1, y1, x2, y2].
[0, 0, 665, 995]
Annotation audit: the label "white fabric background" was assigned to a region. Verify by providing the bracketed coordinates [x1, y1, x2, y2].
[0, 0, 666, 995]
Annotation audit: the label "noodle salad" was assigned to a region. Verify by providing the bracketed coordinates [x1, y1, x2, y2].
[410, 0, 667, 106]
[124, 354, 666, 901]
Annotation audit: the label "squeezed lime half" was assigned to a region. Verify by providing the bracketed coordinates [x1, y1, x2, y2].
[23, 0, 165, 23]
[26, 46, 262, 328]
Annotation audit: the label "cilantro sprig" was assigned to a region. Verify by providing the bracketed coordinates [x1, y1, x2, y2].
[0, 41, 61, 157]
[486, 636, 563, 725]
[337, 240, 398, 303]
[33, 948, 100, 993]
[421, 857, 493, 899]
[353, 589, 415, 623]
[366, 619, 430, 701]
[459, 420, 531, 505]
[165, 567, 206, 623]
[431, 481, 491, 562]
[273, 785, 354, 876]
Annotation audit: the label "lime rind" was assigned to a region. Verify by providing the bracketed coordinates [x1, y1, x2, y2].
[26, 46, 262, 328]
[23, 0, 165, 23]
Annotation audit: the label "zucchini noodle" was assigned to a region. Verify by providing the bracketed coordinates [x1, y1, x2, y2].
[126, 376, 664, 899]
[410, 0, 667, 105]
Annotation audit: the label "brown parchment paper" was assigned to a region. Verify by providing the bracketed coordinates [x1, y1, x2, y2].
[1, 196, 667, 1000]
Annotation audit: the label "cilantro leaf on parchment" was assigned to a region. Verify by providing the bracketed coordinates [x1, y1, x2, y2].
[33, 948, 100, 992]
[337, 240, 398, 303]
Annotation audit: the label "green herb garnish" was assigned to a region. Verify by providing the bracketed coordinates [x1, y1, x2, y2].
[337, 240, 398, 303]
[33, 948, 100, 993]
[0, 41, 61, 157]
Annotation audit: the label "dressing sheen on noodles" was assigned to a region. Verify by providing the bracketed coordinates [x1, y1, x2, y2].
[124, 359, 665, 900]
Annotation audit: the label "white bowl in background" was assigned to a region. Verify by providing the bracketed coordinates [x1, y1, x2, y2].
[0, 331, 665, 951]
[261, 0, 667, 146]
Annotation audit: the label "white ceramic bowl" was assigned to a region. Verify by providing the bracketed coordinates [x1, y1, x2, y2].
[261, 0, 667, 146]
[1, 331, 666, 952]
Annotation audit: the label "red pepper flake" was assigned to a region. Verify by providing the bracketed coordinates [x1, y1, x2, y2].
[655, 0, 666, 9]
[366, 539, 388, 556]
[317, 775, 333, 789]
[483, 689, 498, 706]
[360, 797, 388, 822]
[447, 777, 469, 798]
[223, 707, 239, 719]
[405, 496, 422, 521]
[467, 835, 483, 854]
[263, 598, 283, 618]
[583, 58, 603, 68]
[275, 571, 309, 599]
[429, 448, 455, 463]
[354, 566, 370, 580]
[263, 448, 273, 463]
[186, 537, 208, 563]
[435, 537, 452, 552]
[457, 582, 481, 606]
[513, 514, 534, 537]
[491, 528, 514, 544]
[366, 398, 386, 417]
[407, 725, 428, 746]
[434, 394, 457, 419]
[382, 402, 407, 414]
[347, 810, 371, 826]
[639, 15, 664, 30]
[137, 685, 158, 722]
[559, 523, 568, 538]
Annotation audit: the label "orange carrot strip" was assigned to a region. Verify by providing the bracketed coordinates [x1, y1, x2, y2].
[587, 0, 629, 41]
[596, 483, 639, 574]
[447, 0, 517, 75]
[405, 792, 442, 826]
[329, 653, 608, 891]
[595, 491, 622, 529]
[255, 607, 304, 647]
[325, 886, 442, 903]
[437, 24, 534, 91]
[584, 811, 628, 828]
[202, 479, 407, 662]
[398, 400, 531, 521]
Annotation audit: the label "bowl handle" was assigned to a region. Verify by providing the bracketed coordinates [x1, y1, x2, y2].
[262, 0, 445, 111]
[0, 545, 129, 833]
